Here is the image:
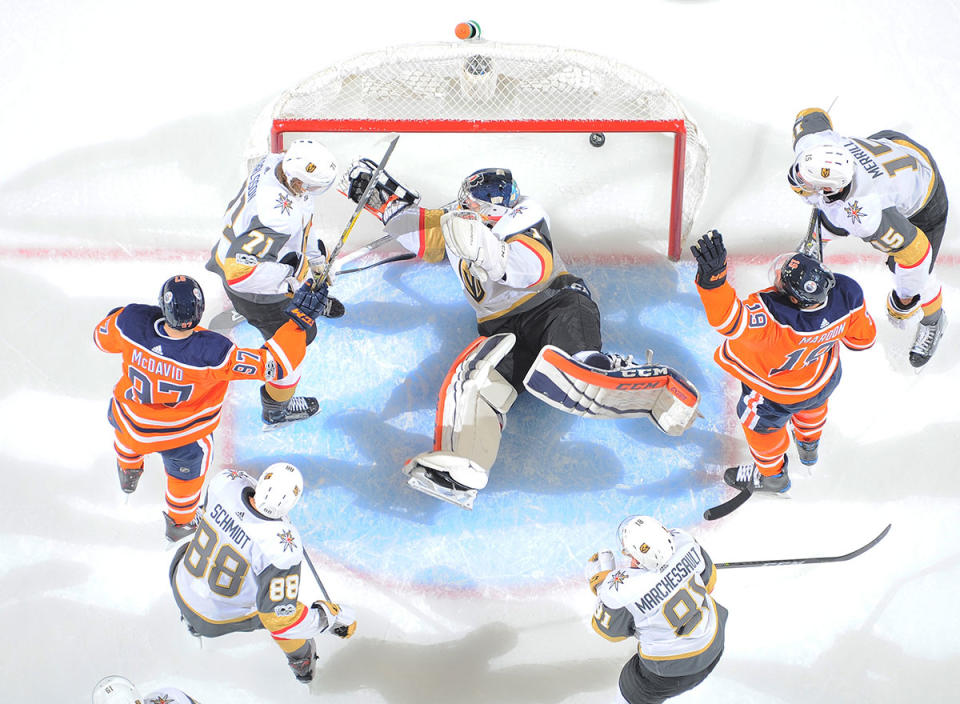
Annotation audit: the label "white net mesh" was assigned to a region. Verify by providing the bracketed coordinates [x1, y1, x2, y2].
[245, 41, 709, 255]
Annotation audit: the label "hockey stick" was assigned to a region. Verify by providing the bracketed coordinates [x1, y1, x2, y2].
[716, 523, 891, 569]
[312, 135, 400, 291]
[336, 252, 415, 275]
[703, 487, 752, 521]
[331, 232, 398, 270]
[205, 252, 414, 332]
[302, 548, 332, 602]
[796, 207, 823, 261]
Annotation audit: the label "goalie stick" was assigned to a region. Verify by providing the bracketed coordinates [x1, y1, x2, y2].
[205, 252, 413, 332]
[716, 524, 891, 569]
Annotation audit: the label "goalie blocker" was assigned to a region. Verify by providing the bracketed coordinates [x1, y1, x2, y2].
[523, 347, 700, 436]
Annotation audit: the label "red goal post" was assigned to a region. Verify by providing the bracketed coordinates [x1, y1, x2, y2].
[248, 42, 709, 261]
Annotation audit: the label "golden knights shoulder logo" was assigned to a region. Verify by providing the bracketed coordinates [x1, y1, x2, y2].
[843, 200, 866, 224]
[278, 529, 298, 552]
[459, 260, 486, 303]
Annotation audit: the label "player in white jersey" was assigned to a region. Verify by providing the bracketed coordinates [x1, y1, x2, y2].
[789, 107, 948, 367]
[340, 163, 701, 508]
[206, 139, 343, 427]
[169, 463, 356, 683]
[587, 515, 726, 704]
[92, 675, 199, 704]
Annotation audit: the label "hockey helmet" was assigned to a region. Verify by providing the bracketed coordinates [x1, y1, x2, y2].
[254, 462, 304, 519]
[282, 139, 338, 195]
[91, 675, 143, 704]
[457, 168, 520, 223]
[617, 515, 675, 571]
[789, 144, 854, 196]
[159, 275, 204, 330]
[776, 252, 836, 308]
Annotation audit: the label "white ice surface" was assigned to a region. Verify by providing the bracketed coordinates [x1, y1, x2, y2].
[1, 2, 959, 703]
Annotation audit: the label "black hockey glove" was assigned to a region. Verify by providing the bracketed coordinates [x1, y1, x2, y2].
[691, 230, 728, 289]
[284, 281, 329, 331]
[346, 161, 374, 203]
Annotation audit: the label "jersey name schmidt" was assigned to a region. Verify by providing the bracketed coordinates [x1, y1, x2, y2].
[209, 502, 252, 550]
[635, 547, 702, 613]
[130, 348, 185, 381]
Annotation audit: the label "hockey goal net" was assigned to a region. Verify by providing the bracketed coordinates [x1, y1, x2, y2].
[245, 41, 709, 261]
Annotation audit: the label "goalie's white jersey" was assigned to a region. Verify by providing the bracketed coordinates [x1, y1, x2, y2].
[592, 529, 727, 677]
[173, 469, 323, 641]
[206, 154, 325, 304]
[388, 198, 576, 323]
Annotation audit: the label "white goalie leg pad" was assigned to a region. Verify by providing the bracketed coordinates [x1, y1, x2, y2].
[438, 333, 517, 488]
[522, 346, 700, 436]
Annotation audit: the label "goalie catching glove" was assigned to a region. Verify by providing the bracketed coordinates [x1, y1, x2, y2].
[441, 210, 508, 282]
[343, 157, 420, 224]
[313, 600, 357, 639]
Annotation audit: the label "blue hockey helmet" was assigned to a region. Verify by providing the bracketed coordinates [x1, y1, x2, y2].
[159, 275, 205, 330]
[776, 253, 835, 308]
[457, 168, 520, 223]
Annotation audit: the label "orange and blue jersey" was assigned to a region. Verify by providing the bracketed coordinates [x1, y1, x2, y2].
[697, 274, 876, 405]
[94, 304, 307, 454]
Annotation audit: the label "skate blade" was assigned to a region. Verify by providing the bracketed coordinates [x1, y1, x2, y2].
[405, 466, 476, 510]
[261, 415, 318, 432]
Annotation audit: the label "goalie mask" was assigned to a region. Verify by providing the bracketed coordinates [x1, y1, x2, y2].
[91, 675, 143, 704]
[159, 275, 204, 330]
[617, 515, 675, 571]
[775, 252, 836, 308]
[254, 462, 304, 519]
[282, 139, 338, 195]
[788, 144, 854, 197]
[457, 168, 520, 224]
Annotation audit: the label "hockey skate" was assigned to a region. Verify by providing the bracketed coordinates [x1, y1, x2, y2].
[260, 386, 320, 430]
[791, 430, 819, 466]
[402, 454, 478, 510]
[723, 459, 791, 494]
[117, 462, 143, 494]
[288, 642, 318, 683]
[164, 512, 199, 543]
[909, 312, 946, 368]
[320, 296, 345, 319]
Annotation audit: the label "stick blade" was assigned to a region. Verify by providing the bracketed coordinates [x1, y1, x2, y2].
[703, 489, 752, 521]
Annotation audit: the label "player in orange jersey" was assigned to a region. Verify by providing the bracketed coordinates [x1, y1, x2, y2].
[691, 231, 877, 493]
[94, 274, 329, 541]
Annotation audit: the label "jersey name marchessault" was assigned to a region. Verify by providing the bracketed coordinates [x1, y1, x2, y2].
[635, 546, 702, 613]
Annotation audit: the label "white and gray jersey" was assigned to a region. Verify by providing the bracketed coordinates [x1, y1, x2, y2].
[388, 197, 579, 323]
[142, 687, 200, 704]
[793, 108, 943, 301]
[206, 154, 324, 304]
[592, 530, 727, 677]
[172, 469, 324, 642]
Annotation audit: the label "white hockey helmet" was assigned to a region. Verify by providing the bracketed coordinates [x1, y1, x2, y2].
[91, 675, 142, 704]
[789, 144, 854, 196]
[617, 515, 675, 571]
[254, 462, 304, 519]
[282, 139, 338, 195]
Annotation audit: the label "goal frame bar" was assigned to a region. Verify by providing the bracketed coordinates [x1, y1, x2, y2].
[271, 118, 688, 261]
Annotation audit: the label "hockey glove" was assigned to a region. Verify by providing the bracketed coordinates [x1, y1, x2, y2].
[284, 281, 329, 331]
[886, 290, 921, 329]
[691, 230, 728, 289]
[585, 550, 616, 594]
[313, 600, 357, 639]
[344, 158, 420, 224]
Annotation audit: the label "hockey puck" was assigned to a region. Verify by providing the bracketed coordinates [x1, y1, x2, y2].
[589, 132, 605, 148]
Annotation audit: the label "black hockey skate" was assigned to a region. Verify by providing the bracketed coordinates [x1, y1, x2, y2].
[164, 512, 199, 543]
[320, 296, 345, 319]
[260, 386, 320, 430]
[724, 459, 791, 494]
[791, 430, 819, 466]
[288, 642, 318, 683]
[117, 462, 144, 494]
[909, 312, 946, 368]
